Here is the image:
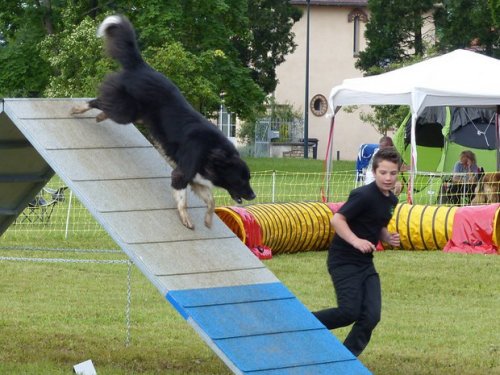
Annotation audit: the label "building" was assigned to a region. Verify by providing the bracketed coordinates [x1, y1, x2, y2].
[273, 0, 381, 160]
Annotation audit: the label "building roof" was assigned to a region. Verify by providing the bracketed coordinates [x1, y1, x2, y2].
[290, 0, 368, 6]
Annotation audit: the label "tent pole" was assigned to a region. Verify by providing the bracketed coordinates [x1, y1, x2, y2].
[409, 112, 418, 204]
[324, 115, 336, 201]
[497, 105, 500, 171]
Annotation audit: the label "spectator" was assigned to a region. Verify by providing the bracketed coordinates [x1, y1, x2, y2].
[446, 150, 480, 204]
[365, 136, 405, 195]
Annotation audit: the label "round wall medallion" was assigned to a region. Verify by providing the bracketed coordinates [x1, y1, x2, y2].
[310, 94, 328, 117]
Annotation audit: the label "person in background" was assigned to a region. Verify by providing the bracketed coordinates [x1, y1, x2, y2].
[313, 147, 402, 357]
[447, 150, 481, 204]
[365, 136, 405, 195]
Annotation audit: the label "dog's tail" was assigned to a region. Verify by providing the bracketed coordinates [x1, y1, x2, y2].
[97, 15, 143, 70]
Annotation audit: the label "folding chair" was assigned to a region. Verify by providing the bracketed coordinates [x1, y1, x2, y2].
[355, 143, 378, 186]
[20, 195, 59, 224]
[19, 186, 67, 224]
[43, 186, 68, 203]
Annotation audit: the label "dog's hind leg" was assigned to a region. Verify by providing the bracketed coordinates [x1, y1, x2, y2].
[172, 188, 194, 230]
[191, 182, 215, 228]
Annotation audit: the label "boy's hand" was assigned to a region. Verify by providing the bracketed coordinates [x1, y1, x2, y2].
[352, 238, 377, 253]
[386, 232, 400, 247]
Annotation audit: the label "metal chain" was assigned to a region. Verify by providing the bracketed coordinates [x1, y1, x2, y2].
[0, 256, 128, 264]
[126, 260, 132, 347]
[0, 245, 122, 254]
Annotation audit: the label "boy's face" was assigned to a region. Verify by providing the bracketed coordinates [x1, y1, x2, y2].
[374, 160, 399, 195]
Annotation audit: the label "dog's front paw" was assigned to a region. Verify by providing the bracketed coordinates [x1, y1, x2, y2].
[70, 105, 85, 116]
[178, 211, 195, 230]
[183, 219, 195, 230]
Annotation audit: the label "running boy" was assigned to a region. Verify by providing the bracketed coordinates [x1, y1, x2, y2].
[313, 146, 401, 357]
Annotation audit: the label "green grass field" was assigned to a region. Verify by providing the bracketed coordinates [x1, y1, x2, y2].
[0, 157, 499, 374]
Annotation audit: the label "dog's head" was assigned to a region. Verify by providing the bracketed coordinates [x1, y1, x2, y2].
[206, 149, 256, 204]
[472, 172, 500, 204]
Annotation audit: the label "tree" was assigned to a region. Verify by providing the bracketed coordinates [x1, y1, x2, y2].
[489, 0, 500, 27]
[434, 0, 500, 57]
[0, 1, 301, 123]
[356, 0, 434, 73]
[234, 0, 302, 93]
[354, 0, 500, 135]
[0, 1, 53, 97]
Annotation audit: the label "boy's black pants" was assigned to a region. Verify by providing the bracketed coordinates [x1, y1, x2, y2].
[313, 263, 381, 357]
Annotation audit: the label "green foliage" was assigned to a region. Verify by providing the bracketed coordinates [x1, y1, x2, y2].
[0, 1, 300, 122]
[359, 0, 500, 74]
[238, 99, 302, 145]
[39, 15, 112, 97]
[237, 0, 303, 93]
[434, 0, 500, 57]
[237, 120, 257, 145]
[489, 0, 500, 27]
[355, 0, 500, 132]
[0, 25, 50, 97]
[359, 105, 409, 135]
[144, 43, 220, 113]
[356, 0, 434, 72]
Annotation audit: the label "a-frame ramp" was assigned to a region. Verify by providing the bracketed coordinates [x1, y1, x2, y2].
[0, 98, 371, 374]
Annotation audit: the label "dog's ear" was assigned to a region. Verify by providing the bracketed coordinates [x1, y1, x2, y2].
[176, 138, 209, 181]
[210, 148, 228, 166]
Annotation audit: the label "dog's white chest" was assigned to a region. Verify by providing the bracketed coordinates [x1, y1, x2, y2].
[193, 174, 214, 189]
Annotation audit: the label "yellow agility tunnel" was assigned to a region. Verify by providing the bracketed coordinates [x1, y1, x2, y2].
[216, 202, 500, 256]
[387, 203, 458, 250]
[215, 202, 334, 255]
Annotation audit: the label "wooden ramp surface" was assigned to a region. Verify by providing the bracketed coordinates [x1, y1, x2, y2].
[0, 98, 370, 374]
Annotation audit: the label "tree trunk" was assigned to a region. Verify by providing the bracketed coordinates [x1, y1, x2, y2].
[39, 0, 54, 35]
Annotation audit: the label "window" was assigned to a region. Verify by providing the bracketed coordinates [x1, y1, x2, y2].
[353, 16, 360, 55]
[348, 8, 368, 56]
[219, 105, 236, 138]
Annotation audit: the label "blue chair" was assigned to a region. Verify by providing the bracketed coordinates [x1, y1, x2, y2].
[355, 143, 378, 184]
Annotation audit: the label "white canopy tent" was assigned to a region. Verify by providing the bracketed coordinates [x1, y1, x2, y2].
[326, 49, 500, 201]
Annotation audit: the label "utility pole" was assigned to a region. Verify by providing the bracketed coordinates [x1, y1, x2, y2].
[303, 0, 310, 158]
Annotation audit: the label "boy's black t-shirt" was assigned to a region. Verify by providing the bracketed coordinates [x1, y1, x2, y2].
[328, 182, 398, 266]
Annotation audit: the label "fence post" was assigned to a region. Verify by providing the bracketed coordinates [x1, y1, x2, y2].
[64, 190, 73, 239]
[272, 170, 276, 203]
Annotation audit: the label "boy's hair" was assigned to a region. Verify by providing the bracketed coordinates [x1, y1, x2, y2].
[372, 147, 402, 172]
[379, 136, 394, 148]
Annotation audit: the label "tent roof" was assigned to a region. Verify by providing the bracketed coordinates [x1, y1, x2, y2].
[329, 49, 500, 115]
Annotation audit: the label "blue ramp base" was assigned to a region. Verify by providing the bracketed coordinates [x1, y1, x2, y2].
[167, 282, 371, 374]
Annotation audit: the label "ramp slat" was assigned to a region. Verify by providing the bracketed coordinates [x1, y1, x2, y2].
[18, 119, 152, 149]
[215, 330, 354, 372]
[72, 179, 206, 211]
[101, 209, 235, 243]
[187, 299, 323, 339]
[243, 360, 370, 374]
[158, 269, 278, 293]
[167, 283, 295, 306]
[129, 238, 264, 275]
[45, 148, 168, 181]
[4, 98, 99, 119]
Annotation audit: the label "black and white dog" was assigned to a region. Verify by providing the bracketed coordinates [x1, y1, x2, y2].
[71, 15, 255, 229]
